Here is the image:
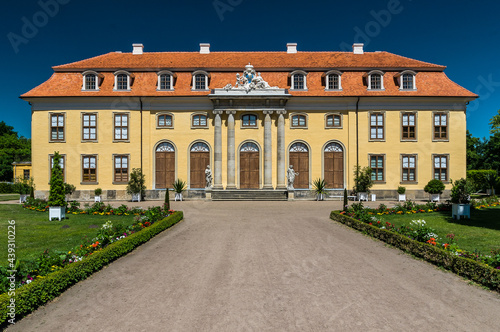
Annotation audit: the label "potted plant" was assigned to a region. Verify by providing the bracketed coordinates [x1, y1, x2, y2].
[127, 168, 146, 202]
[64, 183, 76, 202]
[397, 186, 406, 202]
[450, 178, 473, 219]
[14, 176, 33, 203]
[484, 172, 498, 195]
[312, 178, 327, 201]
[172, 179, 187, 201]
[48, 152, 66, 220]
[353, 165, 373, 201]
[424, 179, 445, 202]
[94, 188, 102, 202]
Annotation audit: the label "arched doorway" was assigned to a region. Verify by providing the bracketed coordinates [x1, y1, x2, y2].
[155, 142, 175, 189]
[190, 142, 210, 188]
[289, 142, 309, 189]
[324, 142, 344, 189]
[240, 142, 260, 189]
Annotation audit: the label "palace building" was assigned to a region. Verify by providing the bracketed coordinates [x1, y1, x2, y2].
[21, 43, 477, 200]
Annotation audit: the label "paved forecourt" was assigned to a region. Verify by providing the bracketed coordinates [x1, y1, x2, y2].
[8, 201, 500, 331]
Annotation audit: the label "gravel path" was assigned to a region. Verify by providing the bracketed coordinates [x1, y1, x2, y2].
[7, 201, 500, 331]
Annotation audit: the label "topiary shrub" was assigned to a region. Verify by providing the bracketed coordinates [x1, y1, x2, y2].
[48, 152, 66, 207]
[424, 179, 445, 195]
[94, 188, 102, 196]
[450, 178, 473, 204]
[397, 186, 406, 194]
[353, 165, 374, 194]
[164, 188, 170, 210]
[127, 168, 146, 200]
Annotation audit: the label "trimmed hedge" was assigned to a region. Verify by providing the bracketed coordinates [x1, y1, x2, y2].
[330, 211, 500, 292]
[0, 211, 183, 327]
[0, 183, 14, 194]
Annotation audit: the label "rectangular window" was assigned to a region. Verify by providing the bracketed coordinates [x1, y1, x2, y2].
[114, 155, 129, 183]
[50, 155, 65, 182]
[402, 74, 414, 90]
[85, 75, 96, 90]
[23, 169, 30, 179]
[293, 74, 304, 89]
[370, 113, 384, 140]
[292, 115, 307, 127]
[370, 74, 381, 90]
[434, 155, 448, 182]
[114, 114, 128, 140]
[402, 155, 417, 182]
[195, 75, 206, 90]
[402, 113, 416, 140]
[82, 155, 97, 182]
[192, 115, 207, 127]
[328, 75, 339, 90]
[82, 113, 97, 140]
[50, 114, 64, 141]
[434, 113, 448, 139]
[370, 155, 384, 182]
[160, 75, 171, 90]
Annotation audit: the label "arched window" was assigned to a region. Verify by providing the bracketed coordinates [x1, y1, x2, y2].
[399, 70, 417, 90]
[82, 71, 100, 91]
[367, 70, 384, 90]
[290, 70, 307, 90]
[289, 142, 308, 152]
[326, 114, 342, 128]
[242, 114, 257, 127]
[324, 70, 342, 90]
[192, 71, 210, 90]
[291, 114, 307, 128]
[157, 71, 175, 91]
[192, 114, 208, 128]
[191, 142, 210, 152]
[324, 142, 343, 152]
[240, 142, 259, 152]
[157, 114, 173, 128]
[114, 71, 132, 91]
[156, 142, 175, 152]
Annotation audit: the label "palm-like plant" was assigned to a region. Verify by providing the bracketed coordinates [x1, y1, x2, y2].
[312, 178, 327, 200]
[172, 179, 187, 194]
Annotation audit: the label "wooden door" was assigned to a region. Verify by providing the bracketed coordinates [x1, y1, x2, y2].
[324, 143, 344, 189]
[289, 151, 309, 189]
[190, 152, 209, 188]
[155, 151, 175, 188]
[240, 152, 259, 188]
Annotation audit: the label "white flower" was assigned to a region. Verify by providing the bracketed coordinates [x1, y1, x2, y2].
[26, 280, 32, 284]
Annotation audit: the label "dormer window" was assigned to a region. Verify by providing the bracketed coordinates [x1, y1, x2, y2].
[82, 71, 100, 91]
[367, 70, 384, 90]
[157, 71, 175, 91]
[114, 71, 132, 91]
[290, 70, 308, 90]
[192, 70, 210, 91]
[324, 70, 342, 90]
[397, 70, 417, 90]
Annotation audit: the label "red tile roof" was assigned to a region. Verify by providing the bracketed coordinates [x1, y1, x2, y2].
[21, 51, 477, 98]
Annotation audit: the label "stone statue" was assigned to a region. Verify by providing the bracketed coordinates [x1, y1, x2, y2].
[223, 64, 278, 93]
[287, 165, 299, 190]
[205, 165, 213, 188]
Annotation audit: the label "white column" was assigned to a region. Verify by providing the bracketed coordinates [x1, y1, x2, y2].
[263, 110, 273, 189]
[277, 110, 286, 189]
[213, 110, 223, 189]
[226, 110, 236, 189]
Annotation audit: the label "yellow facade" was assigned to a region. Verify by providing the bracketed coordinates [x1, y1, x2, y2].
[12, 162, 32, 181]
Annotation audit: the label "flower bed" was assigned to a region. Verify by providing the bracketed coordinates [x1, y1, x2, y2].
[331, 205, 500, 292]
[0, 210, 183, 327]
[23, 197, 145, 216]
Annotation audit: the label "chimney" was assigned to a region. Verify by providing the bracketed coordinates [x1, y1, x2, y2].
[200, 43, 210, 54]
[132, 43, 144, 55]
[353, 43, 364, 54]
[287, 43, 297, 54]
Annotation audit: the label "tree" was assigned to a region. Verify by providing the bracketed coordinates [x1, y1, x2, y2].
[48, 152, 66, 207]
[466, 130, 484, 170]
[490, 109, 500, 136]
[0, 121, 31, 181]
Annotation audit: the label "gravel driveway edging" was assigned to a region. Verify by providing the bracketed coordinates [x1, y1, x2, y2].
[0, 211, 183, 328]
[330, 211, 500, 292]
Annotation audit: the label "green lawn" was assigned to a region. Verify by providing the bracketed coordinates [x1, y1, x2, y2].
[0, 194, 19, 201]
[0, 204, 136, 265]
[379, 206, 500, 254]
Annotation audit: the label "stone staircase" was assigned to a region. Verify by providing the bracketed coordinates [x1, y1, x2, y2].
[211, 189, 288, 201]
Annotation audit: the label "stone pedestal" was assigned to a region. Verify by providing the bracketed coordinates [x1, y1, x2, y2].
[287, 190, 295, 201]
[205, 188, 212, 201]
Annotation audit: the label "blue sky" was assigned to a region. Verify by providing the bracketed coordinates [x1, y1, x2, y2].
[1, 0, 499, 139]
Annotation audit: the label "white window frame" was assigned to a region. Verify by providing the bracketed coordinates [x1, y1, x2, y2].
[290, 70, 308, 90]
[82, 70, 100, 91]
[157, 70, 175, 91]
[113, 70, 132, 91]
[398, 70, 417, 91]
[324, 70, 342, 91]
[191, 70, 210, 91]
[366, 70, 385, 90]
